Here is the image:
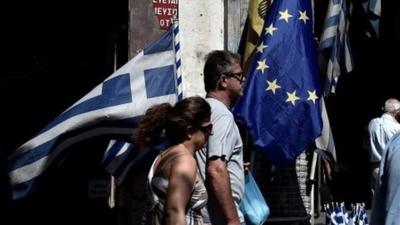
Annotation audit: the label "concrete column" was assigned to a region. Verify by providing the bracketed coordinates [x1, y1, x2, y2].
[179, 0, 225, 97]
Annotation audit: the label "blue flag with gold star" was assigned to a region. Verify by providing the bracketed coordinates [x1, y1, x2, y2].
[233, 0, 323, 165]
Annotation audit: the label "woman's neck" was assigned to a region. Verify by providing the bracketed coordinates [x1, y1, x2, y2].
[181, 142, 196, 155]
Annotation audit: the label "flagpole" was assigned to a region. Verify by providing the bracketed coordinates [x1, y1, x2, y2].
[309, 151, 318, 224]
[108, 37, 119, 209]
[173, 7, 183, 101]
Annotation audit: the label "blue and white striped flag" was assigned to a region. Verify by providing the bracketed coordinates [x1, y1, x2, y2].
[102, 140, 166, 185]
[356, 204, 369, 225]
[325, 202, 369, 225]
[102, 21, 183, 185]
[7, 26, 179, 199]
[102, 140, 138, 184]
[319, 0, 353, 95]
[362, 0, 380, 37]
[315, 98, 337, 161]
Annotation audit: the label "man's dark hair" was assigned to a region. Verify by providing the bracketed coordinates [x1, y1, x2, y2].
[203, 50, 241, 92]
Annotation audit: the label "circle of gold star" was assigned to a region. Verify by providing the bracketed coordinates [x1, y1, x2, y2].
[266, 79, 281, 94]
[298, 10, 310, 24]
[257, 42, 268, 53]
[307, 90, 318, 104]
[257, 59, 269, 73]
[279, 9, 293, 23]
[286, 90, 300, 106]
[265, 23, 278, 36]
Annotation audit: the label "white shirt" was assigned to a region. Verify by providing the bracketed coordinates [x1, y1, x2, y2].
[368, 113, 400, 163]
[196, 98, 244, 224]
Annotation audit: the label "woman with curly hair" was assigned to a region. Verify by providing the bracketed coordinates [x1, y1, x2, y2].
[138, 96, 212, 225]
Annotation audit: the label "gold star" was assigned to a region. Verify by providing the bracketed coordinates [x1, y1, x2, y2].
[257, 42, 268, 53]
[256, 59, 269, 73]
[266, 79, 281, 94]
[286, 90, 300, 106]
[279, 9, 293, 23]
[298, 10, 310, 24]
[265, 23, 278, 36]
[307, 90, 318, 104]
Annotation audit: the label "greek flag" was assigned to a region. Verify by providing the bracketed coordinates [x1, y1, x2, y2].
[362, 0, 380, 37]
[325, 202, 369, 225]
[7, 26, 179, 199]
[101, 22, 183, 185]
[315, 98, 337, 161]
[319, 0, 353, 95]
[101, 140, 166, 185]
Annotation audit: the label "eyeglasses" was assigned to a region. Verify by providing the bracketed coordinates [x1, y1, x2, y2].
[199, 122, 213, 136]
[224, 72, 245, 84]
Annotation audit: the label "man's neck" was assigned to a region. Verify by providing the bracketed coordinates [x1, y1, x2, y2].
[385, 112, 399, 122]
[206, 91, 231, 107]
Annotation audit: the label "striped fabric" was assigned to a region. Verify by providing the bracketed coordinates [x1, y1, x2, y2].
[102, 140, 163, 185]
[8, 26, 179, 199]
[319, 0, 353, 95]
[362, 0, 381, 36]
[315, 98, 337, 161]
[103, 23, 183, 185]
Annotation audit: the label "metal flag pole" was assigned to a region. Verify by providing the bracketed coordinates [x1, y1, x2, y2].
[172, 5, 183, 101]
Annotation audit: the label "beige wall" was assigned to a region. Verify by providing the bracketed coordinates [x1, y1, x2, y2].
[128, 0, 248, 97]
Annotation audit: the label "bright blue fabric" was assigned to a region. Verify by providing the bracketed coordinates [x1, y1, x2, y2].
[233, 0, 322, 166]
[239, 172, 269, 225]
[371, 132, 400, 225]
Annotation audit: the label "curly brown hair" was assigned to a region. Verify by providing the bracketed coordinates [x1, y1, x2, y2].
[136, 96, 211, 147]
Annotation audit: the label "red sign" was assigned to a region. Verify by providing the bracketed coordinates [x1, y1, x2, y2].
[153, 0, 178, 30]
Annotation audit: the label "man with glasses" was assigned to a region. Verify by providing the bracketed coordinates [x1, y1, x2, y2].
[223, 71, 245, 84]
[196, 50, 246, 225]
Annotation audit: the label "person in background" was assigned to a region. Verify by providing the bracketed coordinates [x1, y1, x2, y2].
[138, 96, 212, 225]
[196, 50, 246, 225]
[370, 132, 400, 225]
[367, 98, 400, 194]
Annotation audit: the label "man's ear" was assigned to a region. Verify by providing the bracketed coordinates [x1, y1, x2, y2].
[218, 75, 228, 89]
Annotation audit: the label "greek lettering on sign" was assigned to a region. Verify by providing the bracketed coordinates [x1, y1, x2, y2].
[152, 0, 178, 4]
[152, 0, 178, 30]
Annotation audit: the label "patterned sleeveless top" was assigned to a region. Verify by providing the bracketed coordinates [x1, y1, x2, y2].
[144, 155, 207, 225]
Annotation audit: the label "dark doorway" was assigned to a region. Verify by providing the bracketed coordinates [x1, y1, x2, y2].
[1, 1, 128, 224]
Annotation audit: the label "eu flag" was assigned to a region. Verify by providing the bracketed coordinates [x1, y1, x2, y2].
[233, 0, 323, 165]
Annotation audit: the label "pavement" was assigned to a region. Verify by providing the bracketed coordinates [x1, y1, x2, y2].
[314, 211, 326, 225]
